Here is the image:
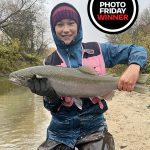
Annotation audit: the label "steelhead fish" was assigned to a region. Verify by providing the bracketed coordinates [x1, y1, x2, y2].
[9, 65, 150, 98]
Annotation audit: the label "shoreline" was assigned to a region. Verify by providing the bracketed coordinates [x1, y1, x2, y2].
[105, 91, 150, 150]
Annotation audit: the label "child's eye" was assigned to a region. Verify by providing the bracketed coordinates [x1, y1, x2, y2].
[69, 22, 75, 25]
[56, 23, 63, 26]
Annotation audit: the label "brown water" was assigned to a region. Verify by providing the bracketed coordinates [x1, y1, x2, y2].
[0, 78, 50, 150]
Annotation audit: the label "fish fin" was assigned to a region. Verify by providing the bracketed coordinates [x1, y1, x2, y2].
[72, 98, 82, 109]
[78, 66, 97, 75]
[102, 90, 115, 101]
[137, 74, 150, 84]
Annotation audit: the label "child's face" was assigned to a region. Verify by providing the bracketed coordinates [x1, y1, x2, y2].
[55, 19, 78, 45]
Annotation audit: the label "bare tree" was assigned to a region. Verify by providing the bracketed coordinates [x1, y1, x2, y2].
[0, 0, 51, 53]
[0, 0, 40, 28]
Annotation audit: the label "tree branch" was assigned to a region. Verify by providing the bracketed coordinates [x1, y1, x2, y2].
[0, 0, 38, 26]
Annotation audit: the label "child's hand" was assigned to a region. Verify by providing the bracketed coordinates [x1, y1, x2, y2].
[117, 64, 140, 92]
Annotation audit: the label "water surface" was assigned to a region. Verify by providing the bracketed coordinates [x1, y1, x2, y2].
[0, 78, 50, 150]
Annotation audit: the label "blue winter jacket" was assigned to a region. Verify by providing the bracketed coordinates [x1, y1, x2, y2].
[43, 42, 147, 148]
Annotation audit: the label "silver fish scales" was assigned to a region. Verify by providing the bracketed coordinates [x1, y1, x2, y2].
[9, 65, 150, 98]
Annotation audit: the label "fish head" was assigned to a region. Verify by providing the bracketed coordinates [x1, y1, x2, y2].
[9, 73, 28, 86]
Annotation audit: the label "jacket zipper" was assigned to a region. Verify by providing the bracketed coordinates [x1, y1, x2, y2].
[66, 49, 72, 68]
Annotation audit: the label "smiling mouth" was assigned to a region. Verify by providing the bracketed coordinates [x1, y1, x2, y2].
[62, 35, 70, 38]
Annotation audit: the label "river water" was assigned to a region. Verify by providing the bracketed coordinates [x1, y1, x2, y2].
[0, 77, 50, 150]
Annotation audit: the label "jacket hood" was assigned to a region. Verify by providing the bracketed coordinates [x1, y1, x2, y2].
[50, 3, 83, 68]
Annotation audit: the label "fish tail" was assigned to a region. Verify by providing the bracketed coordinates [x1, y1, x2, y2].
[137, 74, 150, 84]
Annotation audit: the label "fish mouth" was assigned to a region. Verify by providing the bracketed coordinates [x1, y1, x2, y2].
[9, 75, 28, 86]
[9, 77, 22, 85]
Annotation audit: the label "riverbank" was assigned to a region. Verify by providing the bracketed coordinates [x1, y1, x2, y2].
[105, 91, 150, 150]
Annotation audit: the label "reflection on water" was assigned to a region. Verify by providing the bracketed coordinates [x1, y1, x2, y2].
[0, 78, 51, 150]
